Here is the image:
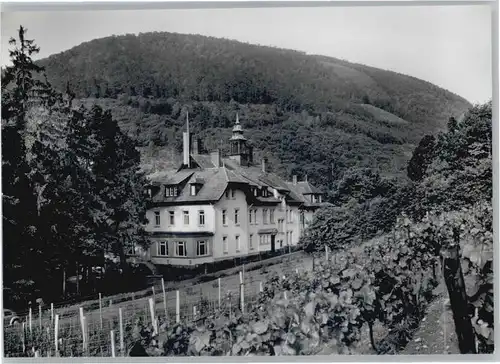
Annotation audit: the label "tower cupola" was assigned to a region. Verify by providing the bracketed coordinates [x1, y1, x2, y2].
[229, 114, 253, 166]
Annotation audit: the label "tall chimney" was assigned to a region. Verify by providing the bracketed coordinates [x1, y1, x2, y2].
[183, 132, 190, 167]
[183, 112, 191, 167]
[293, 175, 297, 185]
[261, 157, 267, 173]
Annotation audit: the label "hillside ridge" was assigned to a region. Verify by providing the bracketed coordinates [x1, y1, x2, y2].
[38, 31, 471, 191]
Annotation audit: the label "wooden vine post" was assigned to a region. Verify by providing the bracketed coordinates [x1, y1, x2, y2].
[161, 277, 167, 320]
[38, 303, 42, 329]
[239, 271, 245, 313]
[110, 330, 116, 357]
[21, 322, 25, 353]
[28, 307, 32, 336]
[175, 290, 180, 323]
[148, 297, 158, 335]
[54, 315, 59, 356]
[99, 293, 103, 329]
[441, 229, 476, 354]
[119, 308, 124, 356]
[218, 278, 221, 309]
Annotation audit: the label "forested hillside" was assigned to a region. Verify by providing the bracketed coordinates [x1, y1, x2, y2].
[38, 32, 471, 189]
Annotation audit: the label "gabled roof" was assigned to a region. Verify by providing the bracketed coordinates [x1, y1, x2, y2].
[286, 181, 323, 195]
[191, 154, 216, 169]
[147, 157, 324, 207]
[148, 170, 193, 185]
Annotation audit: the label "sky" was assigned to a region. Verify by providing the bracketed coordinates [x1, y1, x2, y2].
[1, 4, 493, 104]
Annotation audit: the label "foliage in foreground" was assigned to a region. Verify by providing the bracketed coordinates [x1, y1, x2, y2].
[2, 26, 149, 308]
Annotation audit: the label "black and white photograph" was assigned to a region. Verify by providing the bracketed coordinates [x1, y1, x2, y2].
[0, 1, 495, 359]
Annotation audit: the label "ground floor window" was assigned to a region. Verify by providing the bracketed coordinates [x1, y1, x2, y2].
[259, 234, 271, 245]
[197, 240, 209, 256]
[157, 241, 168, 256]
[235, 235, 240, 252]
[223, 236, 228, 254]
[175, 241, 187, 257]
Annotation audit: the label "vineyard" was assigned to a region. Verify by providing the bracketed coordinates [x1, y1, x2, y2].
[3, 201, 493, 357]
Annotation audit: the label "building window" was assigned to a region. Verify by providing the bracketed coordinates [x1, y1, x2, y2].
[222, 209, 227, 225]
[260, 234, 271, 245]
[263, 209, 268, 224]
[235, 235, 240, 252]
[253, 188, 258, 197]
[249, 209, 252, 224]
[190, 185, 197, 196]
[270, 209, 275, 224]
[198, 210, 205, 226]
[157, 241, 168, 256]
[300, 212, 305, 229]
[197, 240, 208, 256]
[253, 209, 258, 224]
[290, 231, 293, 245]
[249, 234, 254, 250]
[231, 189, 235, 199]
[126, 243, 136, 255]
[175, 241, 186, 257]
[169, 211, 175, 225]
[165, 186, 178, 197]
[154, 211, 161, 226]
[223, 236, 228, 254]
[225, 189, 230, 199]
[183, 211, 189, 225]
[234, 208, 239, 225]
[278, 219, 284, 233]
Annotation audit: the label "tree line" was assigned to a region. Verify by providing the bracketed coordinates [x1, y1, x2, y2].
[2, 27, 149, 309]
[302, 99, 492, 252]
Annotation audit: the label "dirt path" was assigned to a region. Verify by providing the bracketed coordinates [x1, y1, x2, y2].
[401, 285, 460, 355]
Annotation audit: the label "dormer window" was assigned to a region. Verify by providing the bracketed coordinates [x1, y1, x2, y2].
[165, 185, 178, 197]
[261, 187, 268, 197]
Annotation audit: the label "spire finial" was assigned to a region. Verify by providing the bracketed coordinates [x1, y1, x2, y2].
[235, 113, 240, 125]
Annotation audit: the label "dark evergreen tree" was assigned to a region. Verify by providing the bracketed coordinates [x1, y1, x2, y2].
[406, 134, 436, 182]
[87, 106, 149, 274]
